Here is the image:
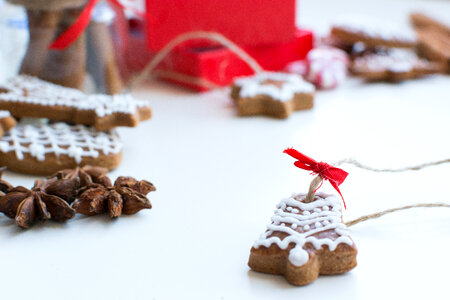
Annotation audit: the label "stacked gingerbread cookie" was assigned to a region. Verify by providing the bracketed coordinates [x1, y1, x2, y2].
[328, 16, 445, 82]
[410, 13, 450, 74]
[0, 75, 151, 175]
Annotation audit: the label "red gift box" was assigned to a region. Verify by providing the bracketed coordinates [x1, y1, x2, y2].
[145, 0, 296, 51]
[155, 29, 314, 91]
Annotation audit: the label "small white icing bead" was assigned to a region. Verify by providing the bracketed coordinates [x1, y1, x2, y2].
[291, 223, 298, 229]
[315, 222, 322, 228]
[303, 225, 310, 231]
[291, 209, 299, 214]
[314, 208, 321, 213]
[303, 211, 311, 216]
[288, 246, 309, 267]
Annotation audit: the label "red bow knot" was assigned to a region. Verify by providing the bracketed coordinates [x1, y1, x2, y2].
[284, 148, 348, 208]
[49, 0, 143, 50]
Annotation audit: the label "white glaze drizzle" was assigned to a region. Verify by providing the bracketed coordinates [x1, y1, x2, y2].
[0, 110, 11, 118]
[353, 49, 430, 73]
[253, 192, 353, 267]
[0, 122, 122, 163]
[0, 75, 149, 117]
[234, 72, 315, 102]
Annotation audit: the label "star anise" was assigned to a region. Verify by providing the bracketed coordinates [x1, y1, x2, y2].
[73, 176, 156, 218]
[0, 167, 13, 195]
[0, 185, 76, 228]
[45, 165, 112, 203]
[52, 165, 111, 187]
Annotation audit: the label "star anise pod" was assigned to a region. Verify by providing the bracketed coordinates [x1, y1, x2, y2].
[73, 176, 156, 218]
[45, 165, 112, 203]
[0, 167, 13, 195]
[0, 185, 76, 228]
[52, 165, 111, 187]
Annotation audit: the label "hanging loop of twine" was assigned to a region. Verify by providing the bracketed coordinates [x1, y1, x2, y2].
[305, 175, 322, 203]
[345, 203, 450, 227]
[127, 31, 264, 90]
[334, 157, 450, 172]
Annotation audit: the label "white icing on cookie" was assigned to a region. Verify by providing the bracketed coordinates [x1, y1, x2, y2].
[253, 193, 353, 267]
[0, 75, 149, 118]
[353, 49, 430, 73]
[0, 122, 122, 163]
[0, 110, 11, 118]
[234, 72, 315, 102]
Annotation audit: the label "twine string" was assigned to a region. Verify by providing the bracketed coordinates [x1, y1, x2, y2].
[127, 31, 264, 89]
[305, 175, 322, 203]
[333, 157, 450, 172]
[345, 203, 450, 227]
[300, 157, 450, 226]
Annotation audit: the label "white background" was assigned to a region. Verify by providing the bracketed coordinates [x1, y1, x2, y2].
[1, 0, 450, 299]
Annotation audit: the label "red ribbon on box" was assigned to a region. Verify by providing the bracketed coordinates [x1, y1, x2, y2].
[49, 0, 143, 50]
[284, 148, 348, 208]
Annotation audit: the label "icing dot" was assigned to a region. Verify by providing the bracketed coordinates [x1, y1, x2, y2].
[303, 225, 310, 231]
[303, 211, 311, 216]
[323, 220, 330, 225]
[0, 141, 9, 152]
[291, 223, 298, 229]
[288, 247, 309, 267]
[322, 206, 329, 211]
[314, 208, 321, 213]
[291, 209, 299, 214]
[286, 207, 293, 212]
[315, 222, 322, 228]
[281, 223, 286, 227]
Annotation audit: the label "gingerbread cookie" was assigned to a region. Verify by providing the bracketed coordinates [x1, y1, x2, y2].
[0, 111, 16, 137]
[410, 13, 450, 37]
[351, 49, 444, 82]
[0, 121, 122, 175]
[0, 75, 151, 130]
[249, 192, 357, 286]
[415, 28, 450, 74]
[330, 17, 417, 49]
[231, 72, 315, 119]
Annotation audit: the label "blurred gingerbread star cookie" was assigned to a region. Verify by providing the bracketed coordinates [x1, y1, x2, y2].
[231, 72, 315, 119]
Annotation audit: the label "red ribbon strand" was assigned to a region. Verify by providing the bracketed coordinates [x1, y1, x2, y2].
[284, 148, 348, 208]
[49, 0, 144, 50]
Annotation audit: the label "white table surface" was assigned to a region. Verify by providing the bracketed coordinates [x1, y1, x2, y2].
[1, 0, 450, 299]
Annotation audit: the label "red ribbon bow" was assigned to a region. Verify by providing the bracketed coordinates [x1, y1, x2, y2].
[283, 148, 348, 208]
[49, 0, 143, 50]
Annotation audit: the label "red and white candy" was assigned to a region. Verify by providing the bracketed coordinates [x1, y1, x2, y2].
[305, 47, 349, 89]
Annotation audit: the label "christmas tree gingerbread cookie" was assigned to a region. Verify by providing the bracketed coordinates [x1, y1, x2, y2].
[249, 149, 357, 286]
[231, 72, 315, 119]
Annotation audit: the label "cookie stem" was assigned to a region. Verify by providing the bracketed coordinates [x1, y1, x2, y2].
[304, 175, 322, 203]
